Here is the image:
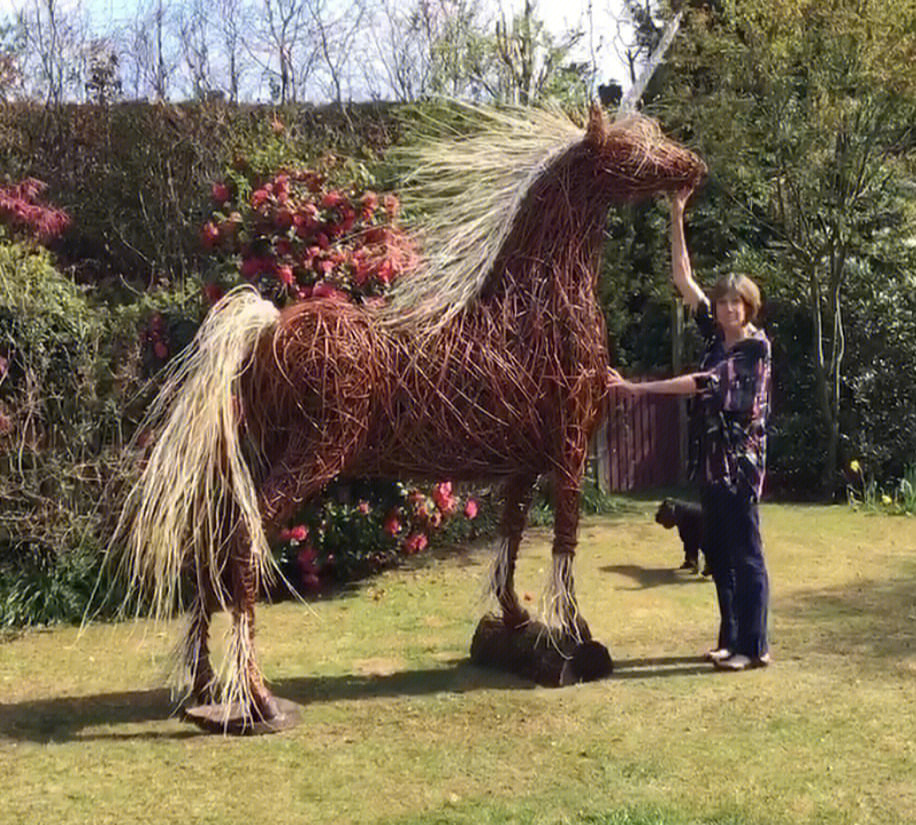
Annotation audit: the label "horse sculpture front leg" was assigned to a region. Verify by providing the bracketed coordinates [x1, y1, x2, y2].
[545, 454, 592, 643]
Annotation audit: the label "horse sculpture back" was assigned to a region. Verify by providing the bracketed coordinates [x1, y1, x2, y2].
[113, 104, 706, 730]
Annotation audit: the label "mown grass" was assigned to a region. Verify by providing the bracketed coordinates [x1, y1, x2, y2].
[1, 504, 914, 825]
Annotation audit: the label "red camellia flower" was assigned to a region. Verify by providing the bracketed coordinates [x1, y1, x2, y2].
[274, 208, 293, 229]
[275, 238, 292, 257]
[403, 532, 428, 555]
[277, 265, 295, 287]
[383, 511, 401, 536]
[357, 501, 371, 515]
[240, 257, 260, 280]
[200, 221, 220, 249]
[289, 524, 308, 542]
[211, 182, 230, 204]
[463, 499, 479, 519]
[202, 282, 224, 304]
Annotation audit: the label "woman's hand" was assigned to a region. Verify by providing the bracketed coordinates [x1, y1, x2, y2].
[607, 367, 641, 395]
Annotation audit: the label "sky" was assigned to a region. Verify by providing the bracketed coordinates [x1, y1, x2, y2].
[0, 0, 638, 94]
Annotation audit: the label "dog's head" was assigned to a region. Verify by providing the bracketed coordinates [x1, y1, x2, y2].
[654, 499, 678, 528]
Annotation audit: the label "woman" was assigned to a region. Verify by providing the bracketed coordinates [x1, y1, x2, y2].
[607, 187, 771, 671]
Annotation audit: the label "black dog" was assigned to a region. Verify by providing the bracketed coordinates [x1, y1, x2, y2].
[654, 499, 711, 576]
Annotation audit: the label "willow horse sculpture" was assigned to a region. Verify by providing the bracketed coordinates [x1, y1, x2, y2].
[114, 105, 705, 731]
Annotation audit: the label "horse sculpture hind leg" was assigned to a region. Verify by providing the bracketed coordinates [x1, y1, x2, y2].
[492, 475, 537, 627]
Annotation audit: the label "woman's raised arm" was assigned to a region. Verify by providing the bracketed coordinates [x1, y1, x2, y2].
[669, 187, 706, 311]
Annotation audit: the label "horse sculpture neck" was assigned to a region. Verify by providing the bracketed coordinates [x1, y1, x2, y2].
[476, 141, 610, 313]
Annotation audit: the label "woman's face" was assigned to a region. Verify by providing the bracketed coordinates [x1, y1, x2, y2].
[715, 292, 748, 334]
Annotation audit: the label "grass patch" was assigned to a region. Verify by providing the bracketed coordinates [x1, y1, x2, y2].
[1, 504, 914, 825]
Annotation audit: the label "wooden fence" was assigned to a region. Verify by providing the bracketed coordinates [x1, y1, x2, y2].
[596, 389, 685, 492]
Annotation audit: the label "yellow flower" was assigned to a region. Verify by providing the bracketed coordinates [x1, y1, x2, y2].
[882, 494, 892, 505]
[849, 460, 861, 473]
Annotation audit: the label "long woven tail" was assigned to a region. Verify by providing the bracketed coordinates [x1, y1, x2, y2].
[110, 286, 280, 626]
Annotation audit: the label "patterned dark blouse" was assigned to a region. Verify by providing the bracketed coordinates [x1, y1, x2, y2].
[691, 300, 771, 501]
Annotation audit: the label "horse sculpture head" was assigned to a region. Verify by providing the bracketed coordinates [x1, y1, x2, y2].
[582, 103, 707, 203]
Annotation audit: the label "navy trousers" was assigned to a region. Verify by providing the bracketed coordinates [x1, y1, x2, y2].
[701, 483, 769, 658]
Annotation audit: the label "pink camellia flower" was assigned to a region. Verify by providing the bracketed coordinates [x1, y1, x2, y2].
[376, 258, 395, 285]
[383, 193, 400, 218]
[463, 498, 479, 519]
[289, 524, 308, 542]
[357, 501, 371, 515]
[277, 265, 295, 287]
[320, 190, 344, 209]
[383, 511, 402, 536]
[432, 481, 456, 514]
[361, 191, 379, 212]
[250, 188, 270, 209]
[316, 232, 330, 250]
[211, 182, 230, 204]
[403, 532, 428, 555]
[200, 221, 220, 249]
[274, 208, 293, 229]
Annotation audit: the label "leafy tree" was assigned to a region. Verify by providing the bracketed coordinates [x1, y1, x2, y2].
[652, 0, 916, 493]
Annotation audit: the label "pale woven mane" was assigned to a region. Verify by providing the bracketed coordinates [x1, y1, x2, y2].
[372, 104, 584, 333]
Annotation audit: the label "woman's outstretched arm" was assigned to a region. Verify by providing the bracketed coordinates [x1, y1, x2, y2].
[607, 367, 704, 397]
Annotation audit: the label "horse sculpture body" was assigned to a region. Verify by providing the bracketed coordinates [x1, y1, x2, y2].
[115, 105, 705, 729]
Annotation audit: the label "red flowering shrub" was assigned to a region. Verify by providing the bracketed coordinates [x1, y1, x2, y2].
[199, 167, 418, 308]
[196, 165, 485, 597]
[271, 478, 486, 596]
[0, 178, 70, 243]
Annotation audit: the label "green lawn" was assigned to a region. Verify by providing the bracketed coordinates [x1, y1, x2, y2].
[1, 504, 914, 825]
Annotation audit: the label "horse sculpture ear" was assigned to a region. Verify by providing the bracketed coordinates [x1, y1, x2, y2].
[585, 102, 609, 149]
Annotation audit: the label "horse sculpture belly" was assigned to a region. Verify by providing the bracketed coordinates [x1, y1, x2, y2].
[110, 104, 706, 733]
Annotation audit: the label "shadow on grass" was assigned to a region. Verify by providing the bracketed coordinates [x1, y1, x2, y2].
[0, 688, 188, 744]
[601, 563, 712, 589]
[0, 660, 528, 743]
[782, 563, 916, 663]
[611, 655, 711, 679]
[0, 650, 721, 743]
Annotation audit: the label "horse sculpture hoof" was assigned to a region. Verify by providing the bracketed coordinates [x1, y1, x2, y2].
[182, 698, 301, 735]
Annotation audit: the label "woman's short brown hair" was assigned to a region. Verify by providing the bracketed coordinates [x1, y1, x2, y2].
[710, 273, 761, 324]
